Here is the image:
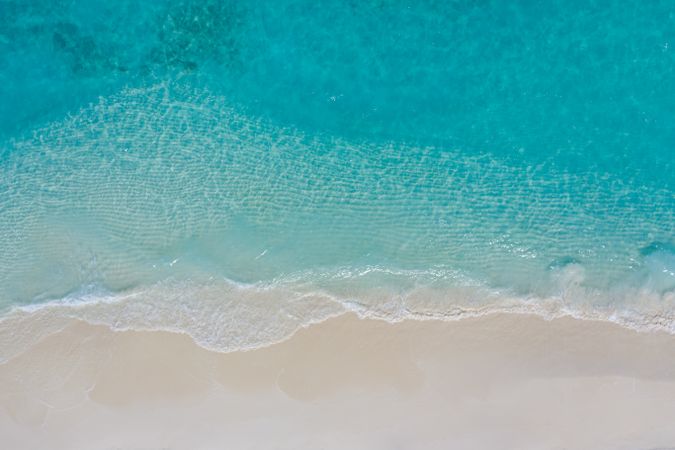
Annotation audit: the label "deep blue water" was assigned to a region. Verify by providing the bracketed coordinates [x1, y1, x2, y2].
[1, 0, 674, 334]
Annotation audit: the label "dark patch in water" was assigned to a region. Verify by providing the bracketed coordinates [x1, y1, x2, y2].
[547, 256, 581, 270]
[52, 22, 127, 76]
[640, 241, 675, 257]
[639, 241, 675, 293]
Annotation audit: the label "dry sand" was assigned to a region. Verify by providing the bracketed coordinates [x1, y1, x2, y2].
[1, 312, 675, 449]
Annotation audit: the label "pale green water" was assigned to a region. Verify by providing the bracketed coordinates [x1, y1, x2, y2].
[0, 1, 674, 349]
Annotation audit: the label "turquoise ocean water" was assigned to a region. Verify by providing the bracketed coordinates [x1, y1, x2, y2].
[1, 0, 674, 350]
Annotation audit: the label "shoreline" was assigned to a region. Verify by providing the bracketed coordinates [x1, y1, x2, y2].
[2, 312, 675, 449]
[2, 279, 675, 361]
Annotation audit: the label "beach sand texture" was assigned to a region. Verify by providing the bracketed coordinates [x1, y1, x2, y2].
[2, 313, 675, 450]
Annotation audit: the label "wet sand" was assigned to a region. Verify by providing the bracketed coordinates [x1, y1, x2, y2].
[2, 312, 675, 449]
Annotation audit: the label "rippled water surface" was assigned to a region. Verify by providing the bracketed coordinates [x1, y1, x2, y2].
[1, 0, 674, 346]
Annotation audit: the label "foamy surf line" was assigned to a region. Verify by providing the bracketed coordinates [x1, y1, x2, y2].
[2, 276, 674, 364]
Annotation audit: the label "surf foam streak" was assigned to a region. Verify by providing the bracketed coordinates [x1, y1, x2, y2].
[1, 270, 674, 364]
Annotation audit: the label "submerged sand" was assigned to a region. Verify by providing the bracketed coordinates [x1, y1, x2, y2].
[1, 312, 675, 449]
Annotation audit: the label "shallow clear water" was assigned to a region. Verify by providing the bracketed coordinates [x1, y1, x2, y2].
[1, 0, 674, 348]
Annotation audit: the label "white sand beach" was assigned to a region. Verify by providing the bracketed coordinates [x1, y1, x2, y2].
[2, 312, 675, 450]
